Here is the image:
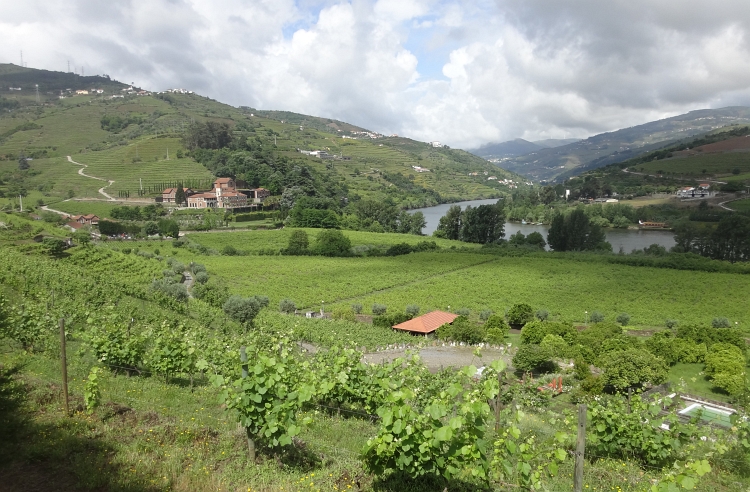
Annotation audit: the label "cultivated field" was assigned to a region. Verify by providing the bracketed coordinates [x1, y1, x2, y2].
[639, 152, 750, 177]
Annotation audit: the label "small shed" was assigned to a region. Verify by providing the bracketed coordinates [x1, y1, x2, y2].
[392, 310, 459, 336]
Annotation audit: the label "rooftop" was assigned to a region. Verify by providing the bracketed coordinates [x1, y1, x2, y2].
[392, 310, 459, 334]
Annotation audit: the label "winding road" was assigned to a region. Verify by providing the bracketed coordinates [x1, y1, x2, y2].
[67, 155, 116, 201]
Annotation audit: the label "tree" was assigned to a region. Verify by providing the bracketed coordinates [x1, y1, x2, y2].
[41, 237, 66, 256]
[507, 303, 534, 326]
[313, 229, 351, 257]
[547, 208, 610, 252]
[174, 185, 186, 206]
[710, 214, 750, 263]
[512, 344, 556, 373]
[460, 202, 505, 244]
[601, 349, 668, 391]
[158, 219, 180, 238]
[18, 154, 29, 170]
[284, 230, 309, 255]
[223, 295, 266, 331]
[435, 205, 462, 240]
[72, 231, 91, 247]
[143, 221, 159, 236]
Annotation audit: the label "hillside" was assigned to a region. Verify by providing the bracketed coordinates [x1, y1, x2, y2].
[0, 63, 529, 211]
[468, 138, 545, 159]
[500, 107, 750, 182]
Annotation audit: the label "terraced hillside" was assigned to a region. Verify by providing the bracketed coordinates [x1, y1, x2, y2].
[0, 64, 529, 212]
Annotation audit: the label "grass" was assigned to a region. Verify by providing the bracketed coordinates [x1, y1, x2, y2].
[145, 229, 750, 326]
[729, 198, 750, 213]
[668, 363, 731, 403]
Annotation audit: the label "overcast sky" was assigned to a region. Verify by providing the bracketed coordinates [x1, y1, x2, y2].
[4, 0, 750, 148]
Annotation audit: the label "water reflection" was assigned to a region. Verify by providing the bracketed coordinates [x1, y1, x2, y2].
[409, 199, 676, 252]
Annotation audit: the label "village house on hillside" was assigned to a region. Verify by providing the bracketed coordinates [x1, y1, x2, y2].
[177, 178, 249, 209]
[68, 214, 99, 226]
[161, 187, 194, 203]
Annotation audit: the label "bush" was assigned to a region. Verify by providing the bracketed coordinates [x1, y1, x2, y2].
[590, 311, 605, 323]
[313, 229, 352, 257]
[479, 309, 493, 321]
[535, 309, 549, 321]
[616, 313, 631, 326]
[665, 319, 678, 329]
[712, 317, 731, 328]
[439, 316, 485, 345]
[520, 320, 578, 346]
[385, 243, 412, 256]
[171, 262, 186, 274]
[194, 271, 209, 284]
[191, 282, 230, 308]
[540, 334, 568, 358]
[373, 313, 411, 329]
[372, 303, 387, 315]
[507, 303, 534, 326]
[284, 230, 309, 255]
[191, 263, 206, 274]
[484, 315, 509, 343]
[455, 308, 470, 317]
[512, 345, 556, 373]
[222, 244, 239, 256]
[279, 299, 296, 314]
[405, 305, 420, 317]
[223, 295, 266, 329]
[600, 349, 668, 391]
[331, 307, 356, 322]
[351, 303, 363, 314]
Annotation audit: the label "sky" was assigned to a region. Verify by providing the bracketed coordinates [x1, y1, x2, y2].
[3, 0, 750, 149]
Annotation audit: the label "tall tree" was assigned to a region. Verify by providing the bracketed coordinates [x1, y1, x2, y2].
[460, 202, 505, 244]
[547, 209, 610, 252]
[174, 184, 186, 206]
[435, 205, 462, 240]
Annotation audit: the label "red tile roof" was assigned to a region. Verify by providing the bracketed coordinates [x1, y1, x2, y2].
[66, 221, 83, 230]
[392, 310, 459, 334]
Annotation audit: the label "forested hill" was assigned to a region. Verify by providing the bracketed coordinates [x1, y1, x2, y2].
[0, 63, 529, 210]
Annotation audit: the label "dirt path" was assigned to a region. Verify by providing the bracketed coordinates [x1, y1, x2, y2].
[363, 345, 512, 372]
[67, 156, 116, 201]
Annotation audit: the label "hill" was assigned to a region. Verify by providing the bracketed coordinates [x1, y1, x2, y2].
[532, 138, 580, 148]
[500, 107, 750, 182]
[468, 138, 545, 159]
[0, 63, 529, 211]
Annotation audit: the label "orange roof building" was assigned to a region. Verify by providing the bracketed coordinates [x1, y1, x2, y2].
[392, 310, 459, 335]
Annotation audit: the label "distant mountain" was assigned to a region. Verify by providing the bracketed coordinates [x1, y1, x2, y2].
[499, 107, 750, 182]
[532, 138, 580, 148]
[468, 138, 545, 159]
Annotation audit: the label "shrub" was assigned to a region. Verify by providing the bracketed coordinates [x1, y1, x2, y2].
[284, 230, 309, 255]
[171, 262, 186, 274]
[540, 334, 568, 358]
[441, 316, 485, 345]
[704, 343, 745, 377]
[279, 299, 296, 314]
[665, 319, 678, 329]
[373, 313, 410, 329]
[535, 309, 549, 321]
[191, 282, 230, 308]
[507, 303, 534, 326]
[590, 311, 605, 323]
[484, 315, 509, 342]
[405, 305, 420, 317]
[600, 349, 668, 391]
[351, 303, 363, 314]
[455, 308, 470, 317]
[372, 303, 387, 315]
[194, 271, 209, 284]
[332, 307, 356, 322]
[479, 309, 493, 321]
[512, 345, 556, 373]
[191, 263, 206, 274]
[616, 313, 631, 326]
[313, 229, 352, 257]
[385, 243, 412, 256]
[520, 320, 578, 346]
[222, 244, 239, 256]
[712, 317, 731, 328]
[223, 295, 266, 329]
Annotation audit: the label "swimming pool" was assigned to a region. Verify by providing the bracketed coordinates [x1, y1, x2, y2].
[679, 402, 734, 427]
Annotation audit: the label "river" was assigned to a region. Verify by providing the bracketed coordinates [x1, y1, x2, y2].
[409, 199, 676, 252]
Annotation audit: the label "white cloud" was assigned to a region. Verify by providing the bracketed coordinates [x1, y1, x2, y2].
[1, 0, 750, 149]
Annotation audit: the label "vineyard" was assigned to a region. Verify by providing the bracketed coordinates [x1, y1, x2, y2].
[1, 213, 750, 491]
[132, 230, 750, 326]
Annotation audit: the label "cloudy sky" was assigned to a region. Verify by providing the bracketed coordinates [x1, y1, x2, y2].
[4, 0, 750, 148]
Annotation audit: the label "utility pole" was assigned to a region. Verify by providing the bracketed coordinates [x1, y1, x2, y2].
[35, 84, 40, 104]
[19, 195, 23, 212]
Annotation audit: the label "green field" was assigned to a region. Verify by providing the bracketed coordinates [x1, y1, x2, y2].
[729, 198, 750, 212]
[639, 152, 750, 177]
[143, 230, 750, 326]
[47, 200, 130, 218]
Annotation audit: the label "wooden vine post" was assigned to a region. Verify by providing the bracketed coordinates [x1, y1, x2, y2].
[574, 404, 587, 492]
[240, 346, 256, 461]
[59, 318, 69, 416]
